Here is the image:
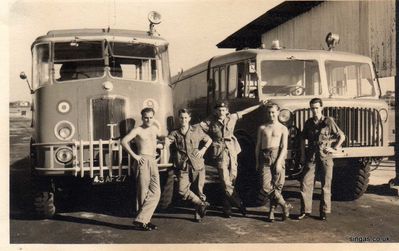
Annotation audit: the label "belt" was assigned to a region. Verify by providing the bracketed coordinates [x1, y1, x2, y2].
[214, 138, 232, 142]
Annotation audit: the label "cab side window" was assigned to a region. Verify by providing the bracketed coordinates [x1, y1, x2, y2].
[228, 62, 258, 99]
[227, 64, 238, 99]
[213, 68, 220, 100]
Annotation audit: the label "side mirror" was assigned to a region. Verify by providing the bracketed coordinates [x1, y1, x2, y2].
[20, 72, 27, 80]
[19, 71, 34, 94]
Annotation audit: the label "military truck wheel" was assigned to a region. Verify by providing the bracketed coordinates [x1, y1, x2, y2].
[31, 177, 56, 218]
[33, 191, 56, 218]
[332, 158, 371, 201]
[236, 135, 264, 206]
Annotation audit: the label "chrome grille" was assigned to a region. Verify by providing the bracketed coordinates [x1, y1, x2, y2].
[92, 97, 126, 140]
[293, 107, 383, 147]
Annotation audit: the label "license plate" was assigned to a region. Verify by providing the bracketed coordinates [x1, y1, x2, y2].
[92, 175, 127, 184]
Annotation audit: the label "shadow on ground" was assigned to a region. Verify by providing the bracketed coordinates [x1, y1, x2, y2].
[366, 184, 398, 197]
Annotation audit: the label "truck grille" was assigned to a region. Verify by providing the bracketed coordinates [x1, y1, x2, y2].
[91, 97, 126, 140]
[293, 107, 383, 147]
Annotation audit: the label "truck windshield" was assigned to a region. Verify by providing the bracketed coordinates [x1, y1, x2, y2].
[260, 60, 321, 97]
[54, 41, 105, 81]
[109, 42, 159, 82]
[325, 61, 376, 98]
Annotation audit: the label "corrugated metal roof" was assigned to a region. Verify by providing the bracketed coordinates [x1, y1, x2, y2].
[217, 1, 324, 49]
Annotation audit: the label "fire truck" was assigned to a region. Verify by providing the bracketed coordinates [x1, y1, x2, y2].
[171, 34, 395, 204]
[20, 12, 174, 217]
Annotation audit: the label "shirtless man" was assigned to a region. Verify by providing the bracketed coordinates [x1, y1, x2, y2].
[255, 103, 292, 222]
[121, 107, 161, 231]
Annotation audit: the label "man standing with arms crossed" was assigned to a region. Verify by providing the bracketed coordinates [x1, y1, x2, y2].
[201, 100, 264, 218]
[165, 109, 212, 222]
[121, 107, 161, 231]
[255, 103, 292, 222]
[298, 98, 345, 221]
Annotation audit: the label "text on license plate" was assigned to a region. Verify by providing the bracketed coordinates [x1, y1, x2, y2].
[92, 175, 127, 184]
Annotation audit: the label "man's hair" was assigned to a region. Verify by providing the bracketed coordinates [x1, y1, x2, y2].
[141, 107, 155, 116]
[178, 108, 192, 116]
[265, 102, 280, 111]
[309, 98, 323, 107]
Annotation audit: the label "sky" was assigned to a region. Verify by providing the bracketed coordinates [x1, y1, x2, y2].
[7, 0, 283, 102]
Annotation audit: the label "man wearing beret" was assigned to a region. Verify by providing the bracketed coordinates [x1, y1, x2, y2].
[200, 100, 265, 218]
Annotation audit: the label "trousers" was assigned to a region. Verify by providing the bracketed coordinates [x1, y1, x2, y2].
[134, 155, 161, 224]
[217, 148, 241, 212]
[300, 156, 333, 214]
[259, 148, 286, 206]
[177, 162, 206, 206]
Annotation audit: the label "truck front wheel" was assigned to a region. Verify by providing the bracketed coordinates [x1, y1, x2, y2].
[31, 177, 56, 218]
[33, 191, 56, 218]
[332, 158, 371, 201]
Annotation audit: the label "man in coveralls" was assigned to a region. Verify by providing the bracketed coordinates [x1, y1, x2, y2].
[121, 107, 162, 231]
[255, 103, 292, 222]
[165, 109, 213, 222]
[298, 98, 345, 221]
[201, 100, 264, 218]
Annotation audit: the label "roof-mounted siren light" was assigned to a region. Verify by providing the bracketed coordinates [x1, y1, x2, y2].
[325, 32, 340, 51]
[271, 40, 283, 50]
[148, 11, 162, 36]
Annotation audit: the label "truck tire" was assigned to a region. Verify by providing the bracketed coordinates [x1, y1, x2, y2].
[31, 176, 56, 218]
[236, 136, 265, 206]
[33, 191, 56, 218]
[332, 158, 371, 201]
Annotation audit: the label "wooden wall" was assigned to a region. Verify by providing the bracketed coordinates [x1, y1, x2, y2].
[261, 0, 396, 78]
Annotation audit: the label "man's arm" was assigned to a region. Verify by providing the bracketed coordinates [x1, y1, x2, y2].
[236, 103, 262, 118]
[164, 131, 176, 148]
[300, 125, 307, 165]
[326, 118, 346, 153]
[255, 126, 263, 171]
[199, 117, 211, 132]
[276, 126, 288, 169]
[331, 118, 345, 149]
[194, 130, 213, 158]
[121, 128, 142, 164]
[152, 119, 162, 137]
[334, 130, 345, 149]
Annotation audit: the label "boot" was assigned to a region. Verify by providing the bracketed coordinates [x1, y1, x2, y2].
[282, 203, 293, 221]
[268, 203, 276, 222]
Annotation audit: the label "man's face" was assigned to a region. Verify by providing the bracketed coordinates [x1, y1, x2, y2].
[142, 111, 154, 127]
[215, 107, 229, 118]
[310, 102, 323, 119]
[178, 112, 191, 127]
[266, 106, 279, 122]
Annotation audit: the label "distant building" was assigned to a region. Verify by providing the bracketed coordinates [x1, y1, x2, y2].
[217, 0, 396, 78]
[10, 101, 31, 118]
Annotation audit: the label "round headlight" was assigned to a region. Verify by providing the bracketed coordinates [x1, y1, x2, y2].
[54, 120, 75, 141]
[55, 147, 73, 163]
[57, 101, 71, 114]
[59, 127, 72, 139]
[379, 108, 388, 122]
[278, 109, 292, 123]
[148, 11, 162, 24]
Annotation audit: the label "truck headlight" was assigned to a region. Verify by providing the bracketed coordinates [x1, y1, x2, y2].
[379, 108, 388, 123]
[278, 109, 292, 123]
[54, 120, 75, 141]
[55, 147, 73, 163]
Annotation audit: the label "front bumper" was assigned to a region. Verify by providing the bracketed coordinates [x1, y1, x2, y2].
[32, 139, 173, 178]
[287, 146, 395, 159]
